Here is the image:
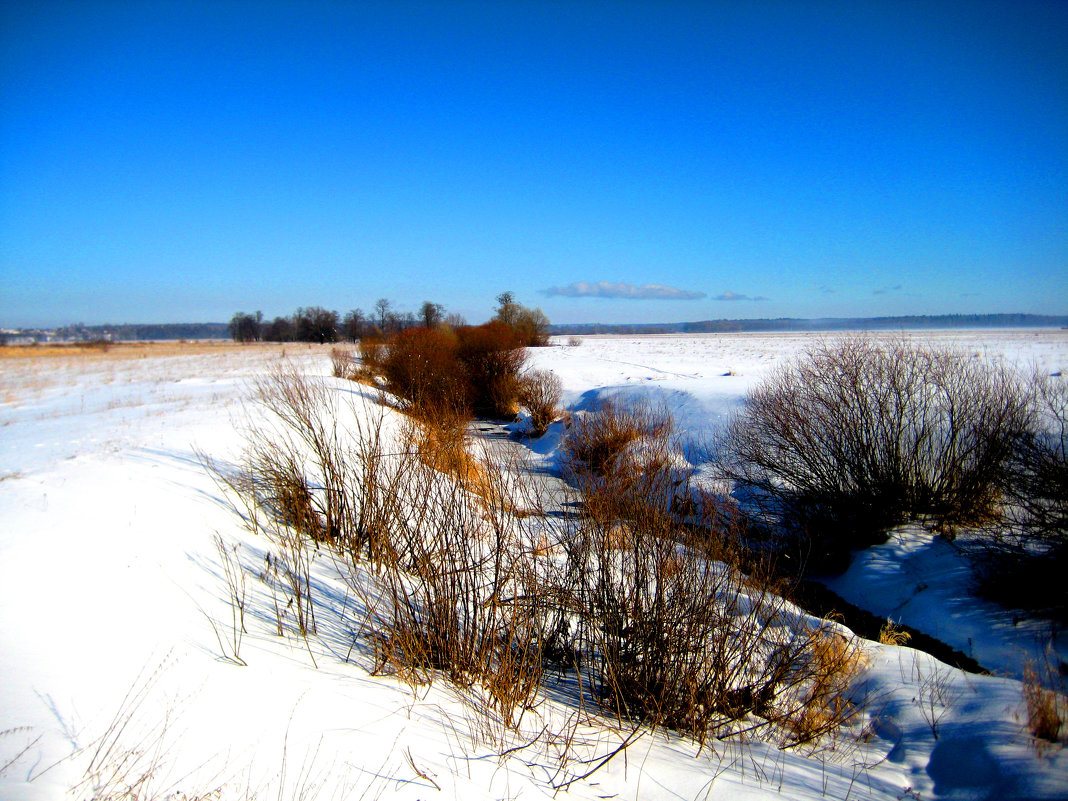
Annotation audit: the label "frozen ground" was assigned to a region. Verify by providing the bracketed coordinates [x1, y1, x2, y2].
[1, 332, 1066, 800]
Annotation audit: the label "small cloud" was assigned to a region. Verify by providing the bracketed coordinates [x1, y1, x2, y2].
[714, 290, 769, 302]
[543, 281, 705, 300]
[873, 284, 903, 296]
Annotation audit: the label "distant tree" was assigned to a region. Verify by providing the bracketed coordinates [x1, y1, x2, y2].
[264, 315, 295, 342]
[294, 306, 339, 343]
[514, 306, 551, 347]
[228, 311, 263, 343]
[342, 308, 367, 341]
[495, 291, 519, 327]
[420, 301, 445, 329]
[492, 292, 550, 346]
[374, 298, 392, 332]
[444, 312, 467, 329]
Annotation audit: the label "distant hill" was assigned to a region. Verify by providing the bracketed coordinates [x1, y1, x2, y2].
[550, 313, 1068, 336]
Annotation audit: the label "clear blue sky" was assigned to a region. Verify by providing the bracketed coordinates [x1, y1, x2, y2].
[1, 0, 1066, 327]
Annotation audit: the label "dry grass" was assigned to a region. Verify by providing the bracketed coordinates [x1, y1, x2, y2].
[0, 340, 257, 361]
[878, 619, 911, 647]
[1023, 658, 1067, 745]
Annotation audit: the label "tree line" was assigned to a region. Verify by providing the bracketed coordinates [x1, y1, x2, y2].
[228, 293, 550, 346]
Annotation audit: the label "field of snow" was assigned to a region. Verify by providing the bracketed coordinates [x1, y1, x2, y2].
[1, 331, 1066, 801]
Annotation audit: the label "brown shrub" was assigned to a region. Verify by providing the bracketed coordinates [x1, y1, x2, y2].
[358, 337, 386, 373]
[455, 321, 526, 419]
[555, 402, 864, 748]
[382, 326, 467, 420]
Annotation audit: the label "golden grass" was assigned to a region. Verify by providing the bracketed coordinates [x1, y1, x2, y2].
[0, 341, 290, 362]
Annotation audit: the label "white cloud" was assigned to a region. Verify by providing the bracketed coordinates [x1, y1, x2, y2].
[543, 281, 706, 300]
[714, 290, 769, 302]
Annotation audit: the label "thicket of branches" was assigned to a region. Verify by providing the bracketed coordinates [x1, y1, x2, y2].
[720, 338, 1034, 569]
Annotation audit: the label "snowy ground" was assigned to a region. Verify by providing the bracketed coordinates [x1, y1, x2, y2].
[1, 332, 1066, 800]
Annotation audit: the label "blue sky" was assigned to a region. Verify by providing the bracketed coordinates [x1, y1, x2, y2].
[1, 1, 1065, 327]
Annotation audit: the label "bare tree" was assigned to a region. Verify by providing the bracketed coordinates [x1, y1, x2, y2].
[374, 298, 392, 332]
[342, 308, 366, 342]
[420, 301, 445, 329]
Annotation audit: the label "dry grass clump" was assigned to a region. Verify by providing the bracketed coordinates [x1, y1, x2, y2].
[878, 618, 911, 647]
[518, 369, 562, 437]
[563, 398, 673, 479]
[721, 338, 1032, 569]
[1023, 656, 1067, 745]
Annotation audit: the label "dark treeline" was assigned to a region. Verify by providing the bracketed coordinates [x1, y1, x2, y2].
[46, 322, 230, 341]
[229, 293, 550, 346]
[551, 313, 1068, 336]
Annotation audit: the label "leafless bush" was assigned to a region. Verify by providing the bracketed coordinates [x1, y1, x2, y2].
[721, 338, 1031, 568]
[554, 403, 864, 749]
[382, 327, 467, 421]
[454, 321, 527, 419]
[357, 337, 386, 375]
[557, 498, 863, 748]
[329, 347, 358, 380]
[907, 654, 959, 740]
[518, 369, 562, 437]
[357, 419, 550, 728]
[999, 373, 1068, 546]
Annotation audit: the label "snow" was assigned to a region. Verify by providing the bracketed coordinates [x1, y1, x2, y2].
[1, 332, 1066, 800]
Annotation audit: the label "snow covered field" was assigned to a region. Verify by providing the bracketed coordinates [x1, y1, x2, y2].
[1, 331, 1066, 800]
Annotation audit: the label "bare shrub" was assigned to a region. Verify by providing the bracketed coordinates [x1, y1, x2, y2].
[518, 369, 562, 436]
[976, 374, 1068, 620]
[359, 421, 549, 727]
[1010, 374, 1068, 543]
[357, 336, 386, 375]
[555, 403, 864, 749]
[721, 338, 1032, 568]
[558, 487, 864, 748]
[329, 347, 357, 380]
